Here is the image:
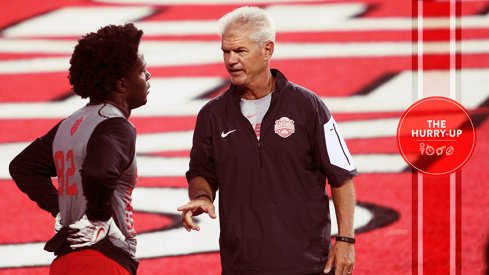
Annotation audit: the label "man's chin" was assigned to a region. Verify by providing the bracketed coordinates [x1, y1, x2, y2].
[132, 99, 148, 110]
[229, 76, 245, 86]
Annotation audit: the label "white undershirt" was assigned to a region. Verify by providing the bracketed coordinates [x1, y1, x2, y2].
[240, 93, 272, 140]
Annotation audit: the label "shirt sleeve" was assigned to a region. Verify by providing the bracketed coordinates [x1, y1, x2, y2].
[9, 123, 61, 217]
[311, 95, 358, 186]
[186, 105, 219, 195]
[81, 117, 136, 221]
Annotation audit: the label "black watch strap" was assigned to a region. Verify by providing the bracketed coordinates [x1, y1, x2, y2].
[336, 236, 356, 244]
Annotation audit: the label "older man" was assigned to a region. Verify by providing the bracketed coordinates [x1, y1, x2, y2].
[178, 7, 357, 275]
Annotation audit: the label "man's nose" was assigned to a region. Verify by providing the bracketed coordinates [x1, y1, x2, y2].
[228, 51, 239, 64]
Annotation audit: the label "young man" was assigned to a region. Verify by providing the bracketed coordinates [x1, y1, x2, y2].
[178, 6, 357, 275]
[9, 23, 151, 275]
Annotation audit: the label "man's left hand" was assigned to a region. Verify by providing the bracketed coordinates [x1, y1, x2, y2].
[323, 241, 355, 274]
[54, 212, 62, 232]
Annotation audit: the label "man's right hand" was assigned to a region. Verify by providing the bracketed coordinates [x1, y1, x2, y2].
[177, 196, 217, 232]
[67, 215, 125, 248]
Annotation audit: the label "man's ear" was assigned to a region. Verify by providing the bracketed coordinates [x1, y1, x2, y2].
[264, 41, 274, 61]
[115, 78, 128, 93]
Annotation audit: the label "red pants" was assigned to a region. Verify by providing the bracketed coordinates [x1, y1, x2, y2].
[50, 249, 129, 275]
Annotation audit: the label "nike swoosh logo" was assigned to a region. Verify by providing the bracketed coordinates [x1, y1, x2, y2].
[94, 227, 106, 240]
[221, 129, 237, 138]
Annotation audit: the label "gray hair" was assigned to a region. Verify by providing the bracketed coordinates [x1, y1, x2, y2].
[217, 6, 276, 45]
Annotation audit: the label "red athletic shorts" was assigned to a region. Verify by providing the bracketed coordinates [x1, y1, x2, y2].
[49, 249, 129, 275]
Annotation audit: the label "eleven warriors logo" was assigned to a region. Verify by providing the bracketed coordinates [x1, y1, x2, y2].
[419, 143, 455, 156]
[274, 117, 295, 138]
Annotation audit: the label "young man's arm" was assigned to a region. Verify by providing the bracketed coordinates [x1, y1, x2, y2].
[81, 118, 136, 222]
[9, 124, 60, 217]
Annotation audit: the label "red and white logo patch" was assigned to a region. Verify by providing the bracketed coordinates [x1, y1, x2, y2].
[70, 117, 84, 136]
[274, 117, 295, 138]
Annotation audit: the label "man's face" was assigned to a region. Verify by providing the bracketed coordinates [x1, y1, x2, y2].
[221, 26, 270, 89]
[125, 53, 151, 110]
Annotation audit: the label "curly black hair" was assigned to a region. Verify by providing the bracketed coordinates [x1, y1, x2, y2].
[68, 23, 143, 101]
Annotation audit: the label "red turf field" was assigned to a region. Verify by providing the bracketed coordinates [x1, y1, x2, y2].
[0, 0, 488, 274]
